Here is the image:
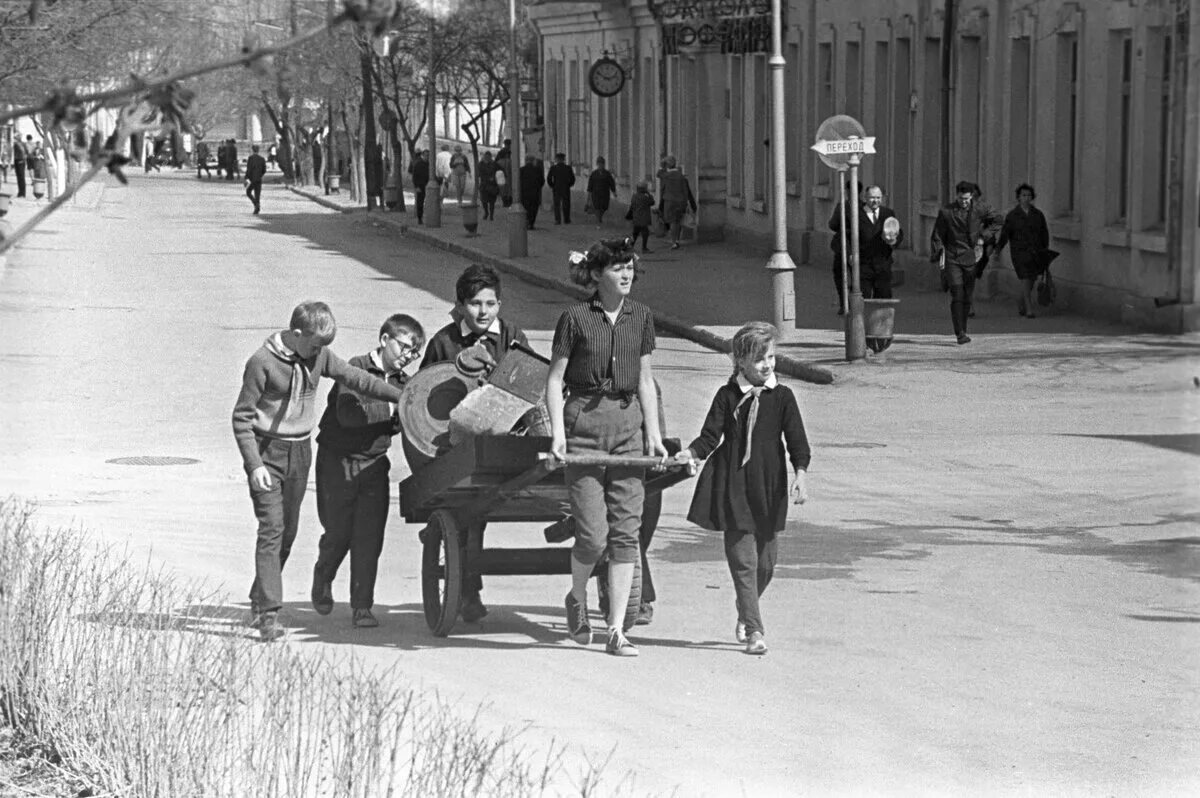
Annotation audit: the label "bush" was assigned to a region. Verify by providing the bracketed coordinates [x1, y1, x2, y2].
[0, 498, 635, 797]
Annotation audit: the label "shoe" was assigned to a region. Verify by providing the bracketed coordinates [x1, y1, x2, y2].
[460, 592, 489, 623]
[605, 627, 638, 657]
[311, 566, 333, 615]
[735, 620, 747, 643]
[1026, 311, 1036, 319]
[634, 602, 653, 626]
[745, 631, 768, 655]
[564, 591, 592, 645]
[670, 242, 680, 250]
[249, 606, 264, 629]
[968, 310, 976, 318]
[642, 247, 652, 253]
[253, 205, 260, 215]
[352, 608, 379, 628]
[259, 611, 285, 642]
[837, 308, 846, 316]
[956, 334, 971, 345]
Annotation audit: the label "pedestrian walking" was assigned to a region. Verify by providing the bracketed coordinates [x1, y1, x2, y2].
[449, 145, 470, 205]
[676, 321, 811, 656]
[12, 136, 27, 198]
[930, 181, 1004, 344]
[546, 237, 669, 657]
[409, 149, 430, 224]
[547, 152, 575, 224]
[495, 139, 514, 208]
[476, 150, 500, 220]
[995, 183, 1051, 319]
[658, 156, 696, 250]
[196, 140, 212, 178]
[228, 140, 242, 179]
[625, 181, 655, 253]
[435, 144, 452, 192]
[245, 145, 267, 214]
[231, 301, 406, 641]
[519, 155, 544, 230]
[312, 314, 425, 629]
[586, 156, 617, 228]
[830, 185, 903, 299]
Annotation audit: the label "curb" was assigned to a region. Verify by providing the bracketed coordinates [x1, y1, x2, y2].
[289, 186, 835, 385]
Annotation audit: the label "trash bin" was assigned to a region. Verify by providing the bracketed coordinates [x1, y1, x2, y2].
[863, 298, 899, 353]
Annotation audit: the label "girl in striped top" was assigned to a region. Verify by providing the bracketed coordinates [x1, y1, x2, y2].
[546, 237, 668, 657]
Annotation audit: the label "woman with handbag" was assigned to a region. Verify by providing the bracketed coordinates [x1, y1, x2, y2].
[996, 183, 1051, 318]
[476, 151, 500, 221]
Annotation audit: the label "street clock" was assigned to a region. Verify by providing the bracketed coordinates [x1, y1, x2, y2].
[588, 56, 626, 97]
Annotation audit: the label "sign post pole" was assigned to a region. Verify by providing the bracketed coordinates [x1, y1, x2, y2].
[837, 176, 849, 316]
[846, 154, 865, 361]
[507, 0, 527, 257]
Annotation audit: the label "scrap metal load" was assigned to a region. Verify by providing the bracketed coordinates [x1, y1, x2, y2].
[398, 341, 550, 470]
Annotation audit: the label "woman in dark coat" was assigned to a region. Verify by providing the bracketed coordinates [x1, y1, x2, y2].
[476, 151, 500, 220]
[586, 156, 617, 228]
[996, 183, 1050, 318]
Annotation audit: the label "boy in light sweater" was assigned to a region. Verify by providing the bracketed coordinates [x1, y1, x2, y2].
[232, 301, 405, 641]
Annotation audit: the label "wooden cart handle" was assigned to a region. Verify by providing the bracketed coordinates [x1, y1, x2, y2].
[538, 452, 688, 470]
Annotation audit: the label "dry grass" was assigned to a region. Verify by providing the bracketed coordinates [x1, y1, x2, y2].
[0, 498, 648, 797]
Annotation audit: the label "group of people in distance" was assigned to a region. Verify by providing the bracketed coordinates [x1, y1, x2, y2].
[829, 179, 1055, 344]
[232, 241, 810, 656]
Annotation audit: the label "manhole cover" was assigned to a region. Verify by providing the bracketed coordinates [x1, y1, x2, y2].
[106, 456, 201, 466]
[823, 442, 886, 449]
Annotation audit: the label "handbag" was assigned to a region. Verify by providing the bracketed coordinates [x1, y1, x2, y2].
[495, 170, 506, 187]
[1037, 269, 1056, 307]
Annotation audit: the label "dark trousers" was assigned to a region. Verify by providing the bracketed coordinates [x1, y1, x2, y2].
[552, 192, 571, 224]
[462, 522, 485, 595]
[414, 185, 427, 223]
[314, 449, 389, 609]
[197, 162, 211, 178]
[945, 263, 977, 336]
[14, 161, 27, 196]
[861, 261, 894, 299]
[522, 197, 539, 229]
[639, 491, 661, 603]
[248, 436, 313, 614]
[723, 530, 778, 636]
[246, 180, 262, 209]
[832, 255, 846, 308]
[632, 225, 650, 250]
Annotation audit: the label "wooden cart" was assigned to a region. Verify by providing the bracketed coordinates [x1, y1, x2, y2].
[399, 435, 691, 636]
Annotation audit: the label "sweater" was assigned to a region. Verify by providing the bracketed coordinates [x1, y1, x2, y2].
[316, 352, 406, 460]
[232, 333, 404, 474]
[419, 317, 529, 370]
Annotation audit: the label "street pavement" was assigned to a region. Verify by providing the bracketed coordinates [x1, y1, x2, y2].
[1, 171, 1198, 796]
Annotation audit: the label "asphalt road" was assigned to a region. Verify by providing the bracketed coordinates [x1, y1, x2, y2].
[1, 173, 1198, 797]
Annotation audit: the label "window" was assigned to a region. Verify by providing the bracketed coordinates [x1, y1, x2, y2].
[1054, 33, 1079, 216]
[957, 37, 982, 184]
[921, 37, 942, 201]
[1105, 31, 1132, 224]
[845, 41, 861, 119]
[1008, 38, 1031, 184]
[568, 98, 588, 165]
[754, 54, 767, 203]
[786, 41, 802, 186]
[873, 41, 890, 191]
[891, 38, 911, 219]
[1151, 32, 1173, 227]
[730, 55, 745, 198]
[642, 56, 654, 181]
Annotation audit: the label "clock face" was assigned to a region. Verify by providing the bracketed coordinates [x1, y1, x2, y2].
[589, 58, 625, 97]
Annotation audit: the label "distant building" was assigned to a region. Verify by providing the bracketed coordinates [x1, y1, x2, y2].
[529, 0, 1200, 331]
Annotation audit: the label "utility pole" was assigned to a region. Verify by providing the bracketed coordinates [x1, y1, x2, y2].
[940, 0, 957, 203]
[508, 0, 528, 257]
[766, 0, 797, 338]
[425, 11, 441, 227]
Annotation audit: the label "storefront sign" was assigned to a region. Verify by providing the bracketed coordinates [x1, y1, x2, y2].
[650, 0, 775, 56]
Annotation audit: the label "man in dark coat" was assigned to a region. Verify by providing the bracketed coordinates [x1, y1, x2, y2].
[931, 180, 1004, 344]
[12, 137, 27, 197]
[409, 149, 430, 224]
[245, 145, 267, 214]
[546, 152, 575, 225]
[518, 154, 544, 230]
[852, 185, 903, 299]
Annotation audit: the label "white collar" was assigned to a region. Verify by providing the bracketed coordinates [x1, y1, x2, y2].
[459, 317, 502, 338]
[736, 372, 777, 393]
[369, 348, 386, 373]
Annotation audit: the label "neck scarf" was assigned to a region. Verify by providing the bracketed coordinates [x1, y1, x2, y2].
[735, 386, 766, 467]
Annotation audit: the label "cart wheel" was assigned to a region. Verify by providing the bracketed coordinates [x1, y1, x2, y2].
[421, 509, 462, 637]
[594, 557, 642, 633]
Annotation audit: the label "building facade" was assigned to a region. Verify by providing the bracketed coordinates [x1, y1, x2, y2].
[528, 0, 1200, 331]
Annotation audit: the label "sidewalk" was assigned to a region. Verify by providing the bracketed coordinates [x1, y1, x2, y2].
[287, 184, 1158, 384]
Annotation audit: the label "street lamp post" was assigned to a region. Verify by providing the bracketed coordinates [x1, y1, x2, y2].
[766, 0, 796, 337]
[425, 12, 442, 228]
[507, 0, 527, 257]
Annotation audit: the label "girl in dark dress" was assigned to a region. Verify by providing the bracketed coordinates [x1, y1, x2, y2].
[476, 151, 500, 220]
[996, 183, 1050, 318]
[676, 322, 810, 655]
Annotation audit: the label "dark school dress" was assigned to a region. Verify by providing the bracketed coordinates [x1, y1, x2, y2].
[686, 380, 811, 535]
[997, 204, 1050, 280]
